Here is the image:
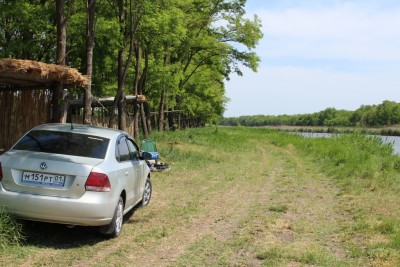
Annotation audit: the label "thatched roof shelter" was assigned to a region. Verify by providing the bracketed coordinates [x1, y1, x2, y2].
[0, 58, 89, 152]
[0, 58, 89, 90]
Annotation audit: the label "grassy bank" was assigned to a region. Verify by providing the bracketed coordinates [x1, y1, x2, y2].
[267, 130, 400, 265]
[1, 127, 400, 266]
[262, 125, 400, 136]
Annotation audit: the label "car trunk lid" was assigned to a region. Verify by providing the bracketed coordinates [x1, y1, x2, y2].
[0, 150, 103, 198]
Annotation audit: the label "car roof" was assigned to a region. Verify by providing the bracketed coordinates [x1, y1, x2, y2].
[31, 123, 128, 139]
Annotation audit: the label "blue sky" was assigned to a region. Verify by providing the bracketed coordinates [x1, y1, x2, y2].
[224, 0, 400, 117]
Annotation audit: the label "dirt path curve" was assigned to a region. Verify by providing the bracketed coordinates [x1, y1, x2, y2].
[76, 142, 356, 266]
[7, 137, 360, 267]
[255, 146, 355, 266]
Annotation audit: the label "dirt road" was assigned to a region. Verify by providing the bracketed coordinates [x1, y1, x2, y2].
[2, 134, 369, 266]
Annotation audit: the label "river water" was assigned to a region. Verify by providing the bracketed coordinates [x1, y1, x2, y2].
[297, 133, 400, 156]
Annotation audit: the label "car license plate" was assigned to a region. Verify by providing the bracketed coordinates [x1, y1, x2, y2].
[21, 172, 65, 188]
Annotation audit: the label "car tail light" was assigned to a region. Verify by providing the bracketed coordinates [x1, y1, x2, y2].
[0, 162, 3, 181]
[85, 172, 111, 192]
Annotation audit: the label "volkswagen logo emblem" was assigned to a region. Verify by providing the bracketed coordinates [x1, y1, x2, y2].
[40, 162, 47, 170]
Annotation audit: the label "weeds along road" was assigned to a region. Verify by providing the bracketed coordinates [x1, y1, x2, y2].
[1, 128, 376, 266]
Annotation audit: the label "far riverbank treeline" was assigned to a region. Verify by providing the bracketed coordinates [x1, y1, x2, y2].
[220, 100, 400, 130]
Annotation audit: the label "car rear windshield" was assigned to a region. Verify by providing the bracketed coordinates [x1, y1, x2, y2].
[13, 130, 110, 159]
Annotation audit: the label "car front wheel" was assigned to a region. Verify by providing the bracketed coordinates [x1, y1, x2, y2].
[141, 178, 152, 206]
[99, 196, 124, 238]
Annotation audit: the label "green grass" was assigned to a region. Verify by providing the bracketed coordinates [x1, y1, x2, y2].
[0, 207, 24, 250]
[1, 126, 400, 266]
[265, 130, 400, 265]
[268, 204, 288, 213]
[268, 131, 400, 185]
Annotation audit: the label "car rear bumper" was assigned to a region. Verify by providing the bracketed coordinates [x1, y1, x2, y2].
[0, 184, 116, 226]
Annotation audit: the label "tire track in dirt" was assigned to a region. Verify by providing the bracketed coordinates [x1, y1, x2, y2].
[254, 145, 354, 265]
[23, 139, 354, 266]
[76, 142, 353, 266]
[69, 141, 276, 267]
[122, 147, 276, 266]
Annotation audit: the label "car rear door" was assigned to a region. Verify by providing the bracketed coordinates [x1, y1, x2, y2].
[115, 136, 141, 209]
[126, 138, 147, 200]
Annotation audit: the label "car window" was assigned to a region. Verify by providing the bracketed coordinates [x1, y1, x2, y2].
[127, 139, 139, 160]
[116, 136, 130, 162]
[13, 130, 109, 159]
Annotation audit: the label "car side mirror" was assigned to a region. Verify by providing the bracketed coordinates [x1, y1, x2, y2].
[140, 151, 154, 160]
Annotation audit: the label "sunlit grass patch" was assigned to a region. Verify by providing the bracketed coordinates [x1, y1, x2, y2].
[0, 207, 24, 250]
[174, 235, 228, 266]
[268, 204, 288, 213]
[255, 246, 284, 264]
[255, 244, 345, 267]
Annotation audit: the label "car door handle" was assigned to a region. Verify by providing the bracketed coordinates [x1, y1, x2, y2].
[124, 171, 129, 176]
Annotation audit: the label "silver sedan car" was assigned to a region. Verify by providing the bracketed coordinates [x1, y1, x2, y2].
[0, 123, 153, 238]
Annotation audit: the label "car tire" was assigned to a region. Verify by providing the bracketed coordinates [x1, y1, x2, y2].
[140, 178, 152, 207]
[99, 196, 124, 238]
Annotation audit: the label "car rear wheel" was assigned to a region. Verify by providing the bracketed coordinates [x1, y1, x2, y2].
[99, 196, 124, 238]
[140, 178, 152, 206]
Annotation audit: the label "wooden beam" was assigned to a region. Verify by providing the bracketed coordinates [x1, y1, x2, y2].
[0, 85, 52, 91]
[69, 95, 147, 108]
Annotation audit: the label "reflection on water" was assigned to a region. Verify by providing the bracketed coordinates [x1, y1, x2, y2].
[379, 136, 400, 155]
[297, 132, 400, 155]
[298, 132, 335, 138]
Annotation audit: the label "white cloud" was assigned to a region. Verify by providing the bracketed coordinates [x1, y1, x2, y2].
[224, 1, 400, 117]
[256, 2, 400, 61]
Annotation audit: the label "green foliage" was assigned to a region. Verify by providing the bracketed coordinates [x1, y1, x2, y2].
[220, 101, 400, 129]
[0, 0, 55, 60]
[136, 0, 263, 124]
[0, 0, 263, 127]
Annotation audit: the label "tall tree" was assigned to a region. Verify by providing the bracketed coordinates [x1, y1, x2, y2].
[1, 0, 264, 131]
[83, 0, 96, 125]
[108, 0, 137, 131]
[54, 0, 68, 123]
[152, 0, 263, 129]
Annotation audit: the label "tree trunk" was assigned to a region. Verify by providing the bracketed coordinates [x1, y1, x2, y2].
[133, 43, 149, 138]
[140, 48, 151, 135]
[133, 42, 141, 138]
[158, 52, 169, 131]
[168, 109, 175, 130]
[158, 85, 166, 131]
[54, 0, 68, 123]
[118, 93, 127, 130]
[140, 103, 148, 137]
[83, 0, 95, 125]
[145, 103, 152, 133]
[109, 49, 125, 129]
[110, 0, 134, 131]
